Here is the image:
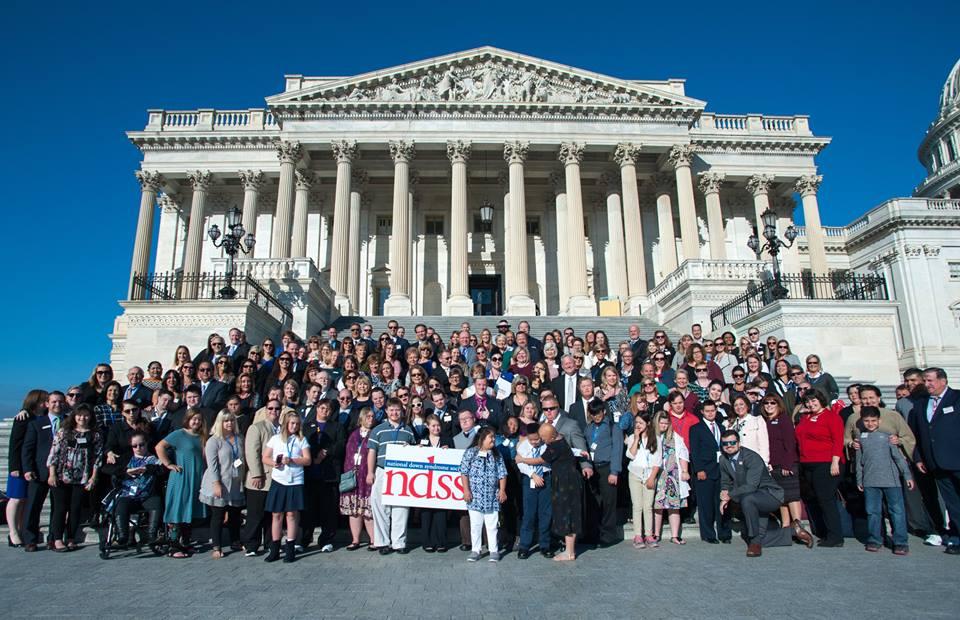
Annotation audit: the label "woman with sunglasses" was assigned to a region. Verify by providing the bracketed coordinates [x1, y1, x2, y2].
[406, 397, 428, 439]
[761, 394, 804, 530]
[260, 354, 295, 402]
[407, 366, 430, 400]
[631, 382, 665, 419]
[81, 364, 114, 407]
[503, 375, 531, 417]
[213, 356, 236, 387]
[651, 354, 675, 390]
[259, 339, 277, 370]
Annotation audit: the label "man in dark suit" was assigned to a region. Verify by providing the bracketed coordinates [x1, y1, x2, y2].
[515, 330, 540, 364]
[173, 385, 217, 430]
[459, 376, 502, 429]
[301, 399, 346, 551]
[568, 376, 596, 431]
[427, 390, 457, 436]
[910, 367, 960, 554]
[627, 324, 648, 359]
[226, 328, 251, 373]
[688, 400, 731, 543]
[550, 355, 581, 413]
[719, 429, 812, 557]
[21, 391, 66, 550]
[431, 349, 454, 389]
[122, 366, 154, 409]
[150, 389, 177, 440]
[517, 320, 543, 359]
[196, 361, 230, 413]
[386, 320, 410, 353]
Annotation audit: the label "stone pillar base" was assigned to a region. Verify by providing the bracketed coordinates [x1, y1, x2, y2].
[383, 294, 413, 316]
[506, 294, 537, 316]
[446, 295, 474, 316]
[566, 295, 598, 316]
[334, 294, 352, 316]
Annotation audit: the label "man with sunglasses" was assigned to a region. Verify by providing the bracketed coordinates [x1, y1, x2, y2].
[719, 430, 813, 556]
[242, 398, 283, 556]
[746, 327, 766, 357]
[196, 361, 229, 414]
[64, 387, 83, 414]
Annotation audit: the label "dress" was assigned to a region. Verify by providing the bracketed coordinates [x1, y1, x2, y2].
[162, 429, 207, 524]
[339, 428, 373, 518]
[654, 434, 690, 510]
[541, 438, 582, 537]
[460, 447, 508, 514]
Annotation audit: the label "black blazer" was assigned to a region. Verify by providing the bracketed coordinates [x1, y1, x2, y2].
[569, 397, 591, 431]
[199, 380, 230, 412]
[228, 342, 251, 372]
[303, 415, 346, 482]
[910, 387, 960, 472]
[460, 393, 503, 429]
[21, 415, 58, 478]
[122, 384, 154, 408]
[420, 434, 454, 449]
[7, 415, 31, 473]
[688, 419, 722, 480]
[550, 373, 581, 412]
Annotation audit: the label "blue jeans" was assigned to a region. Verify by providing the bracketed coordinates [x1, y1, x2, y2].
[864, 486, 907, 547]
[519, 474, 552, 551]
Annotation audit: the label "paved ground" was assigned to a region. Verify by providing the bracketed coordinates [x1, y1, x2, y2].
[2, 533, 958, 619]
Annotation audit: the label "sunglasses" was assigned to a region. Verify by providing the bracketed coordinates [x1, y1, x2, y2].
[721, 440, 738, 447]
[748, 332, 759, 336]
[790, 371, 804, 376]
[266, 406, 281, 411]
[131, 442, 146, 448]
[96, 370, 111, 376]
[695, 368, 708, 373]
[543, 406, 559, 411]
[122, 409, 138, 414]
[763, 401, 778, 406]
[778, 345, 789, 350]
[413, 403, 424, 408]
[733, 374, 745, 379]
[67, 392, 81, 398]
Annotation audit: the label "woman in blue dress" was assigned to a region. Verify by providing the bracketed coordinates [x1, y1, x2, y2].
[459, 427, 507, 562]
[156, 409, 207, 558]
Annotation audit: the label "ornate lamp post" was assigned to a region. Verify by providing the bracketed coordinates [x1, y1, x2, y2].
[208, 206, 255, 299]
[478, 198, 494, 225]
[748, 208, 797, 299]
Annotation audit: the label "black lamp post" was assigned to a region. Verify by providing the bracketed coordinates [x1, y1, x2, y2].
[208, 206, 255, 299]
[747, 208, 797, 299]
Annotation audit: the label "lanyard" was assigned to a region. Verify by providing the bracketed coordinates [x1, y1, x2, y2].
[226, 435, 240, 461]
[591, 424, 601, 446]
[286, 437, 299, 459]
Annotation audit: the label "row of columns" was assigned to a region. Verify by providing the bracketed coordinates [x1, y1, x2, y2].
[129, 140, 831, 313]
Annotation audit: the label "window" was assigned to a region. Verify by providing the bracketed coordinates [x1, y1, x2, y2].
[473, 215, 493, 234]
[950, 262, 960, 281]
[425, 216, 444, 236]
[526, 217, 541, 236]
[376, 216, 392, 235]
[946, 138, 957, 163]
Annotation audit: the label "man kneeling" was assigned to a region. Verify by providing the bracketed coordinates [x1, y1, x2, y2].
[719, 430, 812, 557]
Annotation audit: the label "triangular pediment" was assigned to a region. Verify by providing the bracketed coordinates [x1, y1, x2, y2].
[267, 47, 705, 112]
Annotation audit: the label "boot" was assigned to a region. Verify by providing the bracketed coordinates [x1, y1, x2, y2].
[263, 540, 281, 563]
[283, 540, 296, 563]
[146, 511, 162, 545]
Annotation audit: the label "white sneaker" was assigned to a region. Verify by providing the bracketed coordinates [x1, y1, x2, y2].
[467, 551, 481, 562]
[924, 534, 943, 546]
[320, 544, 334, 553]
[488, 551, 501, 562]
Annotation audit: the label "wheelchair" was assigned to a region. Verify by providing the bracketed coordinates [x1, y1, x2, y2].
[98, 485, 170, 559]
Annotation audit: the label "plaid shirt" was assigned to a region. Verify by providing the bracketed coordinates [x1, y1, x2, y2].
[94, 404, 122, 432]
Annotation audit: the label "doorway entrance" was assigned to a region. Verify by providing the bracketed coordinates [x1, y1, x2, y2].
[469, 275, 502, 315]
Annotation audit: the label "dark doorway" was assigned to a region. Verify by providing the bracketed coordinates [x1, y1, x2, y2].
[469, 275, 502, 315]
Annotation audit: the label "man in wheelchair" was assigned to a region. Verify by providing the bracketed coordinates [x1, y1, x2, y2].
[111, 431, 164, 547]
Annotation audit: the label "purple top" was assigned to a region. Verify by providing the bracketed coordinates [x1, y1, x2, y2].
[343, 428, 373, 498]
[764, 414, 799, 470]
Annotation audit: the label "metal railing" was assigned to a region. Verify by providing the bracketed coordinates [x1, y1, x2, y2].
[130, 272, 292, 325]
[710, 272, 889, 331]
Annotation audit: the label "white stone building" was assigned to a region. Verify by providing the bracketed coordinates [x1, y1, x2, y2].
[110, 48, 960, 384]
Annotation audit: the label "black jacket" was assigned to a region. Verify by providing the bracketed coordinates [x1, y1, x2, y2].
[910, 387, 960, 472]
[688, 418, 723, 480]
[8, 415, 31, 473]
[21, 415, 59, 478]
[303, 415, 346, 482]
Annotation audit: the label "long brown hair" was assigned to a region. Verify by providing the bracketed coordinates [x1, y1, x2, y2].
[21, 389, 49, 416]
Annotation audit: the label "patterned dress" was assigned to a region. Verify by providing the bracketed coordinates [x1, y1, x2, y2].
[654, 434, 689, 510]
[460, 447, 507, 514]
[339, 428, 373, 518]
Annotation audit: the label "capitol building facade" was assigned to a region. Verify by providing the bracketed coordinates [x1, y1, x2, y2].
[111, 48, 960, 385]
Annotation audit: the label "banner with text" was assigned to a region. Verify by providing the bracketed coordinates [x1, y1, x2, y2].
[381, 444, 467, 510]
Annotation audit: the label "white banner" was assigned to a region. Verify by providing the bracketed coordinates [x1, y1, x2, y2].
[380, 444, 467, 510]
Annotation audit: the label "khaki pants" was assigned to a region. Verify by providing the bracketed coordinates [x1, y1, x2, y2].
[628, 472, 656, 537]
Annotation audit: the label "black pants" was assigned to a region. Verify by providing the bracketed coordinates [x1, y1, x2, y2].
[693, 476, 730, 542]
[420, 508, 448, 548]
[933, 469, 960, 546]
[209, 505, 242, 549]
[50, 484, 87, 542]
[302, 479, 339, 547]
[241, 488, 270, 552]
[802, 462, 843, 543]
[584, 464, 620, 545]
[116, 495, 163, 542]
[23, 479, 51, 545]
[738, 490, 783, 542]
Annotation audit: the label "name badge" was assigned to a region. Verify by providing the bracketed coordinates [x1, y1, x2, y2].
[590, 442, 598, 452]
[77, 436, 88, 445]
[530, 478, 537, 489]
[42, 425, 51, 430]
[613, 411, 622, 423]
[944, 406, 955, 414]
[478, 450, 489, 458]
[443, 414, 451, 422]
[571, 448, 583, 457]
[502, 439, 512, 447]
[233, 458, 243, 469]
[420, 439, 429, 446]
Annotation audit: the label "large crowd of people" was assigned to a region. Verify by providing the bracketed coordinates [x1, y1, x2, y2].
[5, 318, 958, 562]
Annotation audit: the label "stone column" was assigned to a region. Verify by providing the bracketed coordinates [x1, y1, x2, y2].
[613, 143, 648, 308]
[549, 172, 569, 312]
[330, 140, 358, 313]
[559, 142, 597, 316]
[503, 141, 536, 315]
[291, 169, 315, 258]
[652, 173, 678, 277]
[446, 140, 474, 315]
[181, 170, 213, 297]
[129, 170, 164, 295]
[746, 173, 775, 236]
[238, 170, 265, 242]
[668, 145, 700, 261]
[271, 141, 302, 258]
[347, 170, 367, 312]
[698, 172, 727, 260]
[796, 174, 829, 276]
[498, 170, 513, 303]
[384, 140, 414, 315]
[597, 172, 628, 303]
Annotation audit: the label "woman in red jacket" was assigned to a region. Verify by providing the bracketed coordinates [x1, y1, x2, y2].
[795, 389, 845, 547]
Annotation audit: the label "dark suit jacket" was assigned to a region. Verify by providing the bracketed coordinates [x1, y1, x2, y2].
[199, 380, 230, 412]
[688, 419, 723, 479]
[460, 393, 503, 429]
[151, 412, 176, 442]
[8, 416, 30, 473]
[122, 384, 154, 408]
[629, 338, 649, 358]
[910, 387, 960, 471]
[569, 397, 591, 431]
[550, 373, 581, 412]
[227, 342, 251, 372]
[719, 447, 783, 503]
[303, 414, 346, 482]
[431, 365, 452, 388]
[22, 415, 59, 477]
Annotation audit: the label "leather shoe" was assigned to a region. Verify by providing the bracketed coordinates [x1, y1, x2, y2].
[23, 544, 38, 553]
[704, 539, 719, 544]
[792, 520, 814, 549]
[541, 549, 555, 558]
[719, 538, 731, 544]
[378, 547, 393, 556]
[817, 539, 844, 548]
[944, 545, 960, 555]
[517, 549, 530, 559]
[396, 547, 410, 554]
[746, 543, 762, 557]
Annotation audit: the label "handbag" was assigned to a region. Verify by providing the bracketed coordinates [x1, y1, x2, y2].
[339, 470, 357, 493]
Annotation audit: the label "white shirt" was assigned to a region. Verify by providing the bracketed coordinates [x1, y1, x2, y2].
[516, 439, 551, 476]
[564, 373, 577, 412]
[266, 434, 308, 486]
[625, 435, 662, 479]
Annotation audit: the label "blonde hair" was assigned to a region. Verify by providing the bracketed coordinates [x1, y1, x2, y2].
[654, 410, 674, 442]
[211, 411, 237, 440]
[279, 410, 303, 441]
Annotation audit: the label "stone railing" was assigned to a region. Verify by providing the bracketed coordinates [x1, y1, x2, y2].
[795, 225, 849, 238]
[692, 113, 812, 137]
[144, 109, 278, 132]
[210, 257, 320, 281]
[647, 259, 768, 306]
[915, 159, 960, 194]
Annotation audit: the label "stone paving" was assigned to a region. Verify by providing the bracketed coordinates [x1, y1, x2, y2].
[2, 532, 957, 619]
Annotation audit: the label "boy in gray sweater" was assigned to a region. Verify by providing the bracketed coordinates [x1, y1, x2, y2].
[855, 406, 914, 555]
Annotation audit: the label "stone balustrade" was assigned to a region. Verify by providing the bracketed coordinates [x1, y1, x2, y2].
[145, 108, 277, 132]
[693, 113, 812, 136]
[647, 259, 768, 307]
[210, 257, 320, 281]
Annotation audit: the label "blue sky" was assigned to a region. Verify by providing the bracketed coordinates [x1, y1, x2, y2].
[0, 0, 957, 411]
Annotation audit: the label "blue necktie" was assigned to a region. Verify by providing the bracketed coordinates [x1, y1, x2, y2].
[533, 445, 543, 476]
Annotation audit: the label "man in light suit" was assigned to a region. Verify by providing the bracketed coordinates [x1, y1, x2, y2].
[910, 367, 960, 554]
[122, 366, 154, 409]
[22, 391, 66, 550]
[196, 362, 229, 416]
[541, 395, 593, 478]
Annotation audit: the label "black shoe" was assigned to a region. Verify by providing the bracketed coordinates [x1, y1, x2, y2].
[458, 543, 470, 551]
[379, 547, 393, 556]
[264, 541, 281, 563]
[8, 536, 23, 548]
[541, 549, 555, 558]
[436, 546, 448, 553]
[423, 546, 436, 553]
[817, 539, 844, 548]
[283, 540, 296, 563]
[396, 547, 410, 554]
[719, 538, 732, 544]
[682, 517, 696, 525]
[705, 539, 720, 544]
[944, 545, 960, 555]
[517, 549, 531, 559]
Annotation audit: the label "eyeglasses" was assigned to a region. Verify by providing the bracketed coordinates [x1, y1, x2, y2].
[67, 392, 81, 398]
[131, 442, 146, 448]
[266, 406, 281, 411]
[720, 440, 738, 447]
[96, 370, 111, 376]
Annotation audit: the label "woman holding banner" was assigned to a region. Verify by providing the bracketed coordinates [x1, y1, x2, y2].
[460, 427, 508, 562]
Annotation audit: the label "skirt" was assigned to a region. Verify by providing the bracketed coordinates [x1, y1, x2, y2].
[5, 474, 27, 499]
[771, 469, 802, 503]
[265, 483, 304, 513]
